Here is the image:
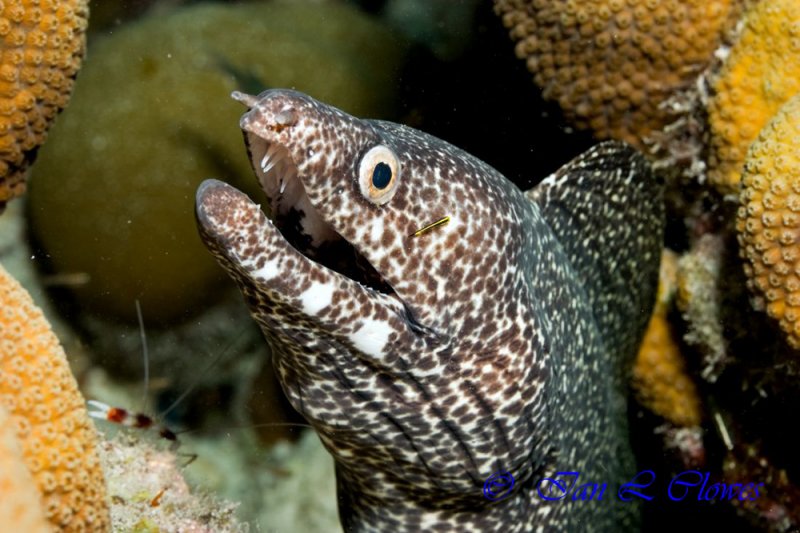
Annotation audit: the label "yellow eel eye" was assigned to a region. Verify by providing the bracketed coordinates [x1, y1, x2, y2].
[358, 144, 399, 205]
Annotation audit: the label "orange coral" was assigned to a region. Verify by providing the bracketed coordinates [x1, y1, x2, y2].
[737, 94, 800, 348]
[707, 0, 800, 193]
[0, 404, 50, 532]
[634, 250, 702, 427]
[0, 0, 89, 210]
[493, 0, 739, 147]
[0, 262, 110, 531]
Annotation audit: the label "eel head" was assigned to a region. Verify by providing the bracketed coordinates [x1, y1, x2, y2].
[195, 89, 537, 503]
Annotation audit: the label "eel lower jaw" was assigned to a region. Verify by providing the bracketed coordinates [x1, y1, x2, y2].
[247, 136, 400, 301]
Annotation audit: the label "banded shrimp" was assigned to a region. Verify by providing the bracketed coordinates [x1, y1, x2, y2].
[87, 301, 311, 463]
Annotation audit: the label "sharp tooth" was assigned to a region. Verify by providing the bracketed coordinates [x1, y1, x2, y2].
[260, 144, 282, 169]
[263, 158, 278, 175]
[280, 179, 287, 194]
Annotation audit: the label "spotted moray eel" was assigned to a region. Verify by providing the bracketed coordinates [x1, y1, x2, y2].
[195, 89, 664, 531]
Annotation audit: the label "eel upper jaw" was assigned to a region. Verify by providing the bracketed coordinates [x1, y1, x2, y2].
[243, 131, 401, 301]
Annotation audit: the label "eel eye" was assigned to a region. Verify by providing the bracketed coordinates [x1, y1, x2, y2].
[358, 145, 399, 205]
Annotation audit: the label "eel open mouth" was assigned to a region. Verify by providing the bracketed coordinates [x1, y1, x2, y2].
[245, 134, 396, 297]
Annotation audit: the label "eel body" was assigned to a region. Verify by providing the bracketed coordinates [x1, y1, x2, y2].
[195, 89, 664, 531]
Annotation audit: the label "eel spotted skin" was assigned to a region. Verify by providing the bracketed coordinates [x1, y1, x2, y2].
[195, 89, 664, 531]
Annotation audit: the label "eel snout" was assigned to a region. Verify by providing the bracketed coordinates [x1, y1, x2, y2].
[231, 90, 397, 298]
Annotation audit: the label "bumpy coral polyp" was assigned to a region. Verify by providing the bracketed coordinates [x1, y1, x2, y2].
[737, 94, 800, 348]
[708, 0, 800, 193]
[0, 0, 88, 210]
[493, 0, 739, 147]
[0, 263, 109, 531]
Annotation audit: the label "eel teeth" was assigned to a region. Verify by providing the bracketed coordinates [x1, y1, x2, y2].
[259, 144, 288, 196]
[263, 158, 278, 175]
[254, 141, 303, 210]
[261, 144, 281, 173]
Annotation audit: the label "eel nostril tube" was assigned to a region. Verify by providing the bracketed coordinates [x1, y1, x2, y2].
[231, 90, 259, 108]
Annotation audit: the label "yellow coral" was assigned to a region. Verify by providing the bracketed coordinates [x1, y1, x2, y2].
[634, 250, 702, 427]
[737, 94, 800, 348]
[493, 0, 739, 147]
[0, 0, 89, 211]
[708, 0, 800, 193]
[0, 404, 50, 532]
[0, 262, 110, 531]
